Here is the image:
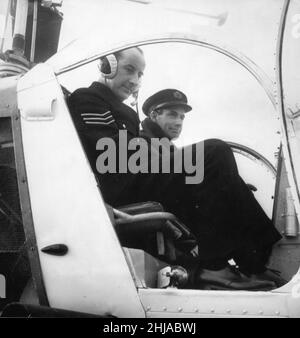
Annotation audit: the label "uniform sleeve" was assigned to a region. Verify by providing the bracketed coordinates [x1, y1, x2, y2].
[68, 89, 120, 140]
[67, 88, 138, 205]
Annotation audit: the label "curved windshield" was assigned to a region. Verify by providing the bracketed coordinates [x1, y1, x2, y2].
[50, 0, 283, 81]
[280, 0, 300, 204]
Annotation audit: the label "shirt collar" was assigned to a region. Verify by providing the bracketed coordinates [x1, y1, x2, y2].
[141, 117, 172, 140]
[90, 81, 121, 103]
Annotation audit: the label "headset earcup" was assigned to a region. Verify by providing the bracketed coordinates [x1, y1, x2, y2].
[100, 54, 118, 79]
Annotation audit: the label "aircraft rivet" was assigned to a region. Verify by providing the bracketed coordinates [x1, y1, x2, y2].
[259, 310, 264, 315]
[146, 306, 151, 311]
[227, 309, 231, 314]
[195, 308, 199, 313]
[276, 311, 280, 315]
[163, 307, 167, 311]
[178, 307, 182, 312]
[243, 310, 248, 314]
[211, 309, 215, 313]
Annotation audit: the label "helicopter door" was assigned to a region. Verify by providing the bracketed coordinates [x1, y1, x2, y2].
[17, 63, 145, 318]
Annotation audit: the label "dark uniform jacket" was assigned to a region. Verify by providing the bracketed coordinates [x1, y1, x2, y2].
[140, 117, 171, 140]
[140, 117, 179, 169]
[68, 82, 141, 205]
[69, 83, 182, 206]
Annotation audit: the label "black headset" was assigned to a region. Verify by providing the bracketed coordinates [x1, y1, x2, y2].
[99, 54, 118, 79]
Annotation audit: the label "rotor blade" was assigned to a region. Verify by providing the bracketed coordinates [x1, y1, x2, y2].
[164, 7, 228, 26]
[126, 0, 151, 4]
[124, 0, 228, 26]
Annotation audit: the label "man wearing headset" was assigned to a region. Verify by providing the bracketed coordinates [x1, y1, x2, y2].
[68, 47, 145, 207]
[68, 47, 284, 290]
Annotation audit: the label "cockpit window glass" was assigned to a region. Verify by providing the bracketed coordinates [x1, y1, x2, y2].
[282, 1, 300, 119]
[280, 0, 300, 202]
[59, 42, 280, 158]
[51, 0, 283, 81]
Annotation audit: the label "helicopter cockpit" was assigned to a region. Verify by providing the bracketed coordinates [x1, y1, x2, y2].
[1, 0, 300, 318]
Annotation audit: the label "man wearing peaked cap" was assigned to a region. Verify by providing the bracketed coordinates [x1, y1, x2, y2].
[142, 89, 192, 116]
[141, 89, 191, 141]
[140, 88, 284, 289]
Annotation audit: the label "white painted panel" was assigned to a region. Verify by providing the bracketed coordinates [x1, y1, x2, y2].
[17, 63, 145, 317]
[139, 288, 292, 318]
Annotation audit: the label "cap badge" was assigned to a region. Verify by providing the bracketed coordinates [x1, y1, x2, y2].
[174, 91, 182, 100]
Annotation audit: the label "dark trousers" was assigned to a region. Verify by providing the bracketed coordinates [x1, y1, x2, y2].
[106, 139, 281, 273]
[166, 139, 281, 272]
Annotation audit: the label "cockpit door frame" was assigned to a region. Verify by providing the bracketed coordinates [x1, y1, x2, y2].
[276, 0, 300, 221]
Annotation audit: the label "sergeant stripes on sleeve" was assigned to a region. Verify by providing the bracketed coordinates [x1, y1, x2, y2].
[81, 111, 115, 125]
